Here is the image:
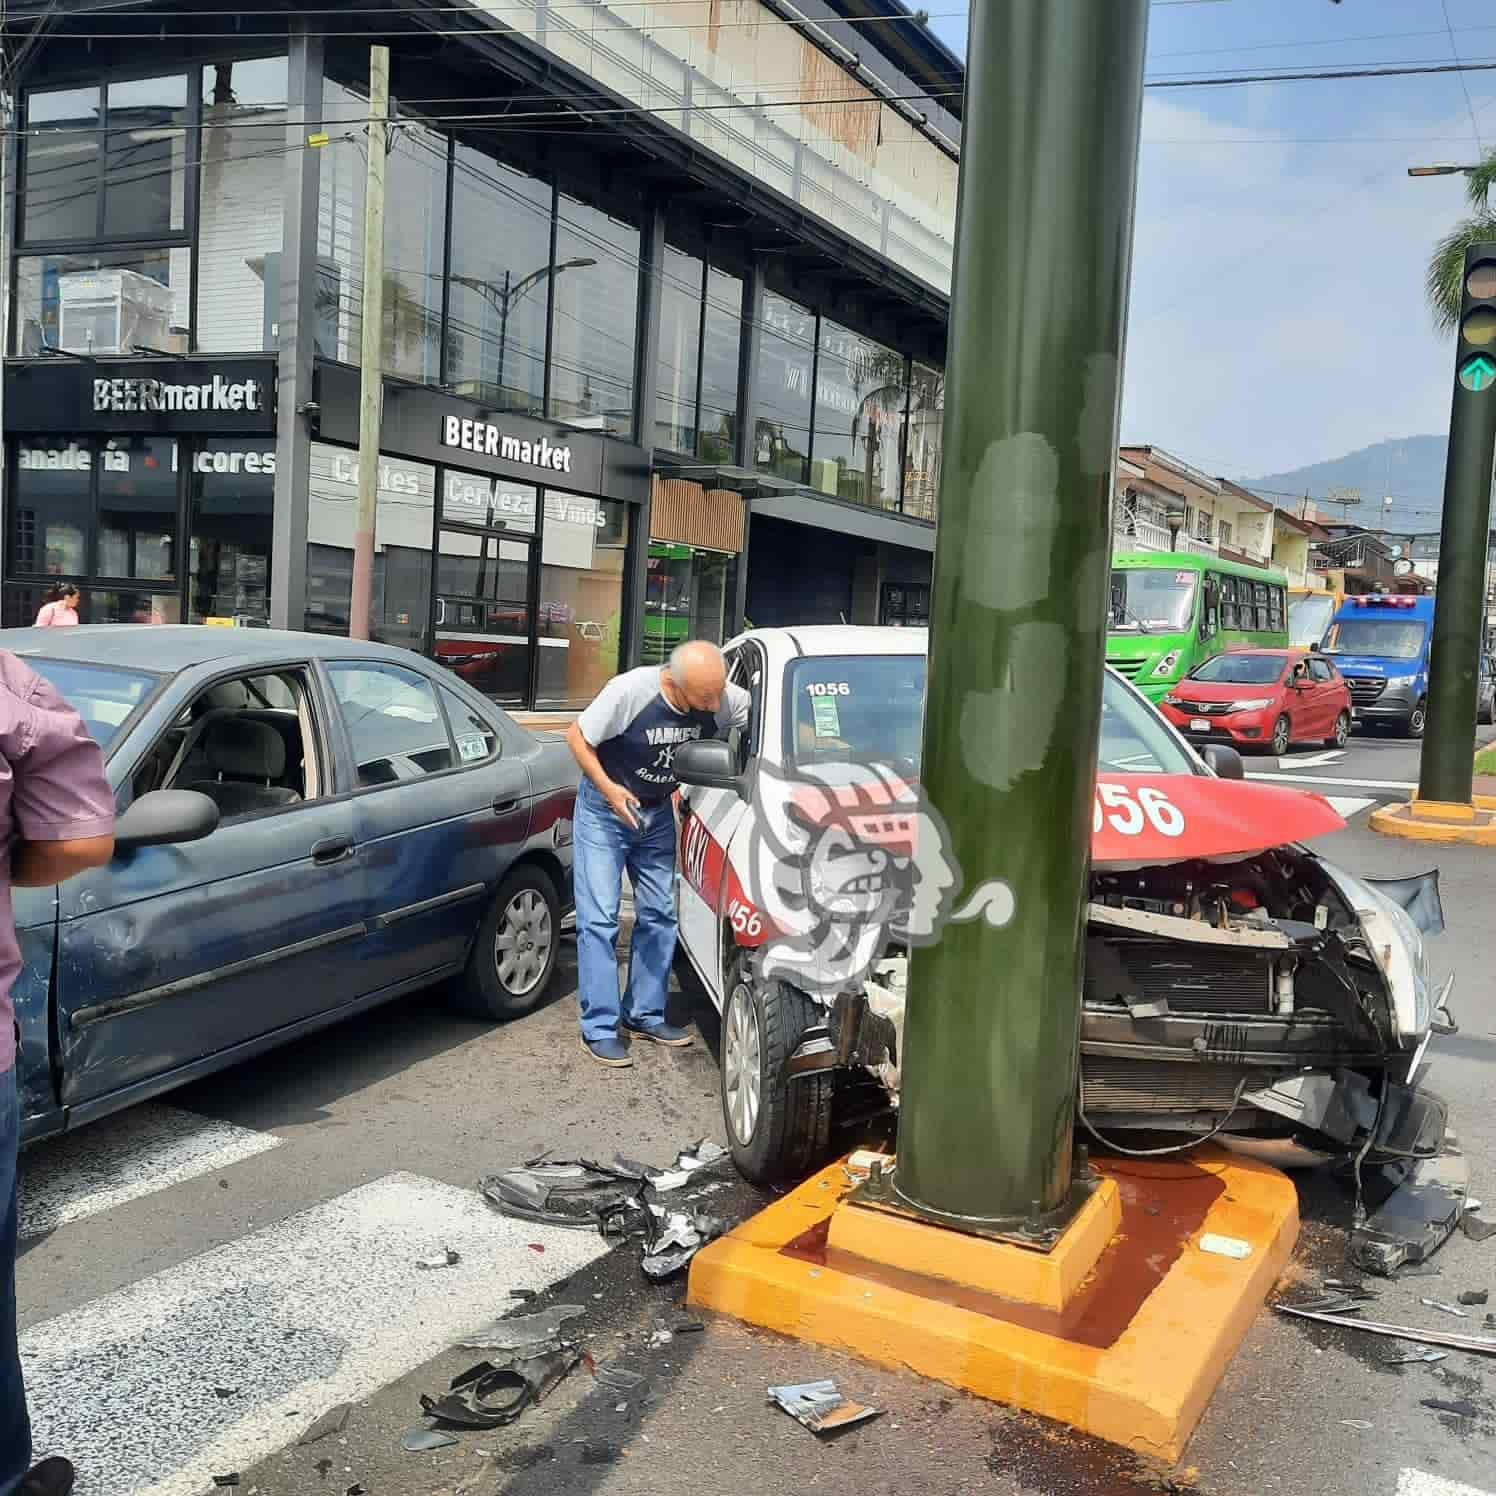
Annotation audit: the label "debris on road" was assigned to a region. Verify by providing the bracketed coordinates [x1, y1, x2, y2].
[1422, 1397, 1481, 1418]
[1380, 1348, 1447, 1365]
[767, 1380, 883, 1435]
[645, 1140, 730, 1193]
[297, 1403, 352, 1445]
[1339, 1420, 1373, 1431]
[480, 1159, 645, 1229]
[401, 1425, 460, 1452]
[1458, 1289, 1489, 1306]
[416, 1247, 461, 1271]
[1421, 1298, 1470, 1318]
[1462, 1205, 1496, 1243]
[1199, 1233, 1252, 1260]
[593, 1363, 646, 1394]
[211, 1477, 240, 1489]
[421, 1350, 580, 1430]
[642, 1209, 723, 1280]
[459, 1303, 586, 1353]
[1351, 1149, 1469, 1277]
[1274, 1302, 1496, 1356]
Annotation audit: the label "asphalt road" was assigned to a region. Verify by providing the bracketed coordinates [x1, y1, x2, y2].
[12, 727, 1496, 1496]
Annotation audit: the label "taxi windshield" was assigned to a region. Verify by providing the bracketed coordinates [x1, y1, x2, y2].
[1109, 569, 1197, 633]
[786, 659, 1196, 777]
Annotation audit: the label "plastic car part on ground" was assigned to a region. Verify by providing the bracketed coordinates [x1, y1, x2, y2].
[767, 1380, 882, 1434]
[420, 1350, 581, 1430]
[1350, 1144, 1469, 1277]
[458, 1303, 587, 1352]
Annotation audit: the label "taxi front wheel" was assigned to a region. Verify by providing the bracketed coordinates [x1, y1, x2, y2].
[721, 957, 832, 1185]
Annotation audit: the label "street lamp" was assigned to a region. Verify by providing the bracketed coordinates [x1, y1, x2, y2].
[1408, 163, 1483, 177]
[1166, 510, 1184, 552]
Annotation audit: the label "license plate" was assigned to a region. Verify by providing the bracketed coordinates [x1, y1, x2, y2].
[1190, 718, 1211, 733]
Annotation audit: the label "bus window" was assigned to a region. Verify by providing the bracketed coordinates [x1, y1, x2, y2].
[1200, 576, 1219, 640]
[1109, 567, 1198, 632]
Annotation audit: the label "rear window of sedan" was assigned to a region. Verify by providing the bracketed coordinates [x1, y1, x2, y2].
[26, 658, 160, 751]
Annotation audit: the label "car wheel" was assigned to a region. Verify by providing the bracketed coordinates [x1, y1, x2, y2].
[1406, 699, 1427, 739]
[720, 957, 833, 1186]
[1271, 714, 1292, 757]
[1327, 710, 1351, 749]
[453, 864, 560, 1021]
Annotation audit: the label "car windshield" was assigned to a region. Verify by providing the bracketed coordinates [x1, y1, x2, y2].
[1109, 569, 1197, 632]
[1288, 593, 1335, 647]
[1189, 654, 1286, 685]
[786, 657, 1196, 777]
[1322, 618, 1426, 661]
[25, 658, 158, 751]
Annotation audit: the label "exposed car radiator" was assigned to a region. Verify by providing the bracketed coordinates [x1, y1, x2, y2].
[1111, 940, 1275, 1014]
[1081, 1057, 1265, 1114]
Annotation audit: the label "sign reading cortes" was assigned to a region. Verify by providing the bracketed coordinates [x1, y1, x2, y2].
[93, 374, 267, 414]
[441, 414, 574, 474]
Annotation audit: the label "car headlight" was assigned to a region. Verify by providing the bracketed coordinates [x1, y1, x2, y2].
[1324, 867, 1432, 1042]
[1228, 698, 1273, 712]
[1151, 650, 1181, 678]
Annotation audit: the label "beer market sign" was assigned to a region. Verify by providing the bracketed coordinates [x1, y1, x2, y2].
[93, 374, 267, 415]
[440, 414, 574, 475]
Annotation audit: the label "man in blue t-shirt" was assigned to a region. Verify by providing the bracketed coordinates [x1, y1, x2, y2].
[566, 641, 749, 1067]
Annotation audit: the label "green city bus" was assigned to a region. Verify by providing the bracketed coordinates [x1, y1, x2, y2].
[1108, 551, 1290, 703]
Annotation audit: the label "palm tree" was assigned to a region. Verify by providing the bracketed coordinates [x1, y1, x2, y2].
[1427, 155, 1496, 332]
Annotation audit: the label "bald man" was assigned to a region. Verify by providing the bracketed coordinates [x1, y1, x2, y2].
[566, 642, 749, 1067]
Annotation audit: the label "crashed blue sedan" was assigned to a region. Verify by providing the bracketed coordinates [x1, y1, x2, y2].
[3, 627, 577, 1145]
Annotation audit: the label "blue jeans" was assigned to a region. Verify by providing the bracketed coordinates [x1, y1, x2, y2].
[0, 1063, 28, 1494]
[573, 779, 678, 1043]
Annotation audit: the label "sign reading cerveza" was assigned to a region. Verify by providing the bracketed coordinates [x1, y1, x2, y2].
[92, 374, 267, 414]
[440, 414, 574, 474]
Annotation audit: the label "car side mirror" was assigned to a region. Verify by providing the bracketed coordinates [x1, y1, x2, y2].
[1201, 743, 1245, 781]
[114, 789, 220, 852]
[674, 739, 746, 797]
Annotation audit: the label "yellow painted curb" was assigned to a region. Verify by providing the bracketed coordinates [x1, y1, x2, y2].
[826, 1176, 1122, 1311]
[1370, 799, 1496, 845]
[688, 1148, 1299, 1463]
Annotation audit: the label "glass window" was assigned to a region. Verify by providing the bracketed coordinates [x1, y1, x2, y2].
[305, 442, 436, 653]
[1, 582, 180, 629]
[644, 543, 731, 664]
[98, 436, 177, 581]
[327, 661, 455, 786]
[434, 527, 533, 705]
[12, 439, 94, 575]
[318, 83, 373, 364]
[1108, 568, 1198, 633]
[446, 149, 554, 412]
[26, 659, 158, 750]
[189, 438, 276, 623]
[548, 195, 639, 438]
[755, 291, 814, 483]
[197, 57, 289, 353]
[656, 245, 703, 454]
[15, 248, 190, 355]
[22, 86, 102, 243]
[103, 74, 188, 238]
[536, 493, 628, 708]
[440, 684, 499, 764]
[441, 470, 537, 535]
[1190, 653, 1286, 685]
[810, 319, 904, 510]
[383, 120, 448, 383]
[902, 361, 943, 521]
[699, 267, 742, 464]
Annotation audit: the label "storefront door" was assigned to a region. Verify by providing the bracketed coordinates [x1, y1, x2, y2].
[434, 526, 537, 705]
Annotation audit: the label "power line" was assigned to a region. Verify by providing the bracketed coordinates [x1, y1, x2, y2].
[1442, 0, 1485, 154]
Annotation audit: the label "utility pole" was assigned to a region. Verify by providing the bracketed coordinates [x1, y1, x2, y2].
[349, 44, 390, 641]
[893, 0, 1150, 1233]
[1419, 242, 1496, 804]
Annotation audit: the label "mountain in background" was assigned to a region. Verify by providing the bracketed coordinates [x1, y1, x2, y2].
[1241, 435, 1447, 536]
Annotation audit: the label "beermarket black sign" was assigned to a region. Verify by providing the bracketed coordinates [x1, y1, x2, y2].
[5, 357, 277, 434]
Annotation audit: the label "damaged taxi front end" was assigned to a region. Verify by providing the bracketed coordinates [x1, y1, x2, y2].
[802, 795, 1461, 1276]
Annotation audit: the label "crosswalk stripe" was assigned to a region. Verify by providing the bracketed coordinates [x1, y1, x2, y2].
[19, 1105, 282, 1240]
[1326, 795, 1375, 819]
[19, 1171, 612, 1496]
[1397, 1470, 1494, 1496]
[1249, 770, 1417, 791]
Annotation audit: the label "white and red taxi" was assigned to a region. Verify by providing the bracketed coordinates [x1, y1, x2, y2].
[672, 627, 1454, 1216]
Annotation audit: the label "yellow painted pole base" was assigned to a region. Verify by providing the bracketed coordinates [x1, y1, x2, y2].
[1370, 794, 1496, 844]
[688, 1147, 1299, 1464]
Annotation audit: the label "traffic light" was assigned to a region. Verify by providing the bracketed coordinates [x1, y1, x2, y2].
[1456, 253, 1496, 393]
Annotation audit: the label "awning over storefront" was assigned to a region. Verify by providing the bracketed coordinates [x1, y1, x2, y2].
[649, 477, 745, 552]
[751, 489, 935, 554]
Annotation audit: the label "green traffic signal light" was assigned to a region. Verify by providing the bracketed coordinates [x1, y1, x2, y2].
[1459, 353, 1496, 391]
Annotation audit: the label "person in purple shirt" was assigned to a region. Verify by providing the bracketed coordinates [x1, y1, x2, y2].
[0, 652, 116, 1496]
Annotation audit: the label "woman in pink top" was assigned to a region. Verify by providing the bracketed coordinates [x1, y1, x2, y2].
[33, 585, 80, 628]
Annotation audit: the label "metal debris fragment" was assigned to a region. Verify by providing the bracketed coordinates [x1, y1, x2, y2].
[767, 1380, 883, 1435]
[211, 1477, 240, 1489]
[459, 1304, 586, 1352]
[298, 1403, 352, 1445]
[648, 1140, 730, 1193]
[593, 1364, 646, 1393]
[1339, 1420, 1373, 1430]
[1274, 1302, 1496, 1356]
[480, 1160, 645, 1229]
[1380, 1348, 1447, 1365]
[402, 1425, 460, 1452]
[1423, 1397, 1481, 1418]
[417, 1247, 461, 1271]
[1421, 1298, 1469, 1318]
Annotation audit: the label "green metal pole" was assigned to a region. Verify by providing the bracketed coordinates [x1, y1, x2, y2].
[894, 0, 1150, 1232]
[1418, 241, 1496, 806]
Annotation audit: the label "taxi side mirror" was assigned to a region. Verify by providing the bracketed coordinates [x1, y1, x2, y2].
[674, 739, 746, 798]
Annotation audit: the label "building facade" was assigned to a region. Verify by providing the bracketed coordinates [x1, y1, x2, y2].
[1, 0, 955, 706]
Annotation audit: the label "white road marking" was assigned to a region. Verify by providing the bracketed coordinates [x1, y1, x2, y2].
[1397, 1470, 1494, 1496]
[19, 1172, 612, 1496]
[19, 1105, 282, 1240]
[1249, 770, 1417, 791]
[1278, 750, 1347, 769]
[1326, 795, 1375, 819]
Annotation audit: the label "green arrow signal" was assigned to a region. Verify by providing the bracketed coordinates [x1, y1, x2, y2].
[1460, 353, 1496, 391]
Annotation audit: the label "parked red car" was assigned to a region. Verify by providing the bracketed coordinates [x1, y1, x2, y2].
[1160, 647, 1352, 755]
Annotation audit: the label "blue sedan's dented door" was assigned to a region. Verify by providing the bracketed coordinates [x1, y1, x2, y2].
[53, 795, 365, 1110]
[13, 887, 61, 1138]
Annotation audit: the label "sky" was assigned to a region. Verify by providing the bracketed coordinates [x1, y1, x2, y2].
[918, 0, 1494, 486]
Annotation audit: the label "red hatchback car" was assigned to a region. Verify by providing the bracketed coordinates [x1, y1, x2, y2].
[1160, 648, 1353, 756]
